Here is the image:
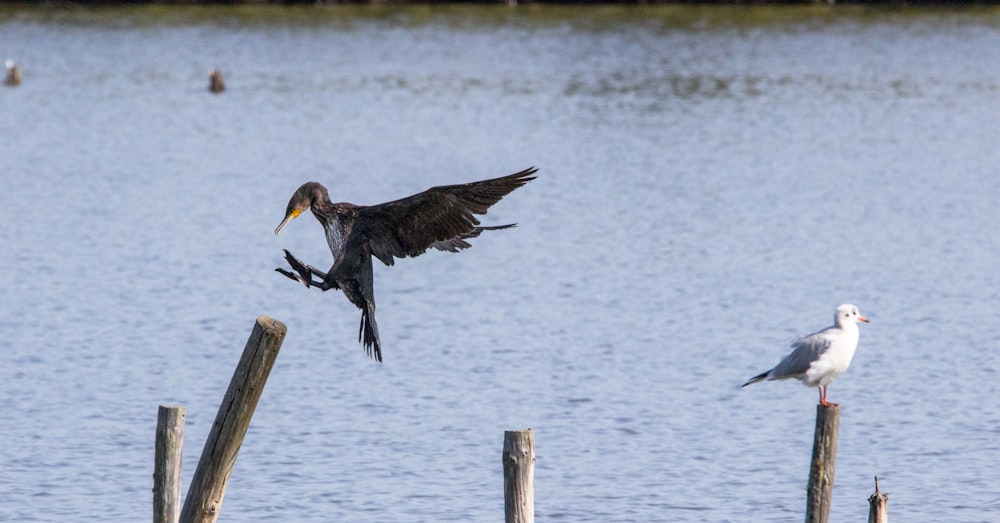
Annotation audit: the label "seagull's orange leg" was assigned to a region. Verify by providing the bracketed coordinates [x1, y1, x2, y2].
[818, 386, 838, 407]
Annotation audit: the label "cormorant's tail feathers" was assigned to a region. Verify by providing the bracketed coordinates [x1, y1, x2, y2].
[359, 303, 382, 363]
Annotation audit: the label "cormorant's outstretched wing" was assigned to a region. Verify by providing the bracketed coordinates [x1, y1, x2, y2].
[430, 224, 517, 253]
[355, 167, 537, 265]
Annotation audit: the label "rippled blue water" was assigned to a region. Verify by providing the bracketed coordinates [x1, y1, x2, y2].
[2, 6, 999, 522]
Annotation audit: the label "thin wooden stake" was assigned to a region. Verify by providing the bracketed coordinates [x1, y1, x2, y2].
[868, 476, 889, 523]
[805, 404, 840, 523]
[503, 429, 535, 523]
[180, 316, 287, 523]
[154, 405, 186, 523]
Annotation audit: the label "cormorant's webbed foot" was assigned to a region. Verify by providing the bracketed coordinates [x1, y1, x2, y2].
[275, 267, 314, 287]
[276, 249, 334, 290]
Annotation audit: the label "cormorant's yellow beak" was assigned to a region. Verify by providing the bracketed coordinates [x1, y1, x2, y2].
[275, 209, 301, 235]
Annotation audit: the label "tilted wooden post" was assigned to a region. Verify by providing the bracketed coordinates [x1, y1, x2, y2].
[805, 404, 840, 523]
[503, 429, 535, 523]
[154, 405, 186, 523]
[868, 476, 889, 523]
[180, 316, 287, 523]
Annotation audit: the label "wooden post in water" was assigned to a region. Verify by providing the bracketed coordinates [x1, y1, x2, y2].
[805, 404, 839, 523]
[503, 429, 535, 523]
[154, 405, 186, 523]
[867, 476, 889, 523]
[180, 316, 287, 523]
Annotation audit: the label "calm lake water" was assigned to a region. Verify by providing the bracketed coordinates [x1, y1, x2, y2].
[2, 5, 999, 522]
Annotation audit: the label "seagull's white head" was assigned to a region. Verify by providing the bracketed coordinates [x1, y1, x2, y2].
[5, 60, 13, 70]
[835, 304, 868, 327]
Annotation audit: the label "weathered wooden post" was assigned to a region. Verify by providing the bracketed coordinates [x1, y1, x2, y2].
[154, 405, 186, 523]
[805, 404, 840, 523]
[180, 316, 287, 523]
[503, 429, 535, 523]
[868, 476, 889, 523]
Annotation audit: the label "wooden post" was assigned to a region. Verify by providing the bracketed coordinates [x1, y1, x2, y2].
[868, 476, 889, 523]
[805, 404, 839, 523]
[154, 405, 186, 523]
[502, 429, 535, 523]
[180, 316, 287, 523]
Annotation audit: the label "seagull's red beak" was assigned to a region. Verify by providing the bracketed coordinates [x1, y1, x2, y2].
[859, 316, 869, 323]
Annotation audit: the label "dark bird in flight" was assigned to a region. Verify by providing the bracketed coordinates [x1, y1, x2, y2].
[275, 166, 537, 362]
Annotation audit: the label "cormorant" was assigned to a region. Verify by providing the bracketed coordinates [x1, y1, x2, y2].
[275, 166, 537, 362]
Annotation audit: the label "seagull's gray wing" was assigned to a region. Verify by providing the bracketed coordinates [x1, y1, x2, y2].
[769, 331, 834, 379]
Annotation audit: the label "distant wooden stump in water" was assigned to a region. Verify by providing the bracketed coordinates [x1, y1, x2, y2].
[208, 68, 225, 93]
[868, 476, 889, 523]
[806, 404, 839, 523]
[153, 405, 186, 523]
[179, 316, 286, 523]
[5, 59, 22, 87]
[503, 429, 535, 523]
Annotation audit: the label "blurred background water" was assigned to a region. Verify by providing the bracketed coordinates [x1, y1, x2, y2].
[1, 5, 999, 522]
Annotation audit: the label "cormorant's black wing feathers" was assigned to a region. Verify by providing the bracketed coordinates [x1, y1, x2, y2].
[357, 167, 536, 265]
[430, 224, 518, 253]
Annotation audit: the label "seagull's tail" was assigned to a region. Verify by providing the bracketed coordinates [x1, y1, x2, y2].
[359, 302, 382, 363]
[742, 370, 770, 388]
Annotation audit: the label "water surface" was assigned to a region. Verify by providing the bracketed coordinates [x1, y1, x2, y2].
[2, 5, 999, 522]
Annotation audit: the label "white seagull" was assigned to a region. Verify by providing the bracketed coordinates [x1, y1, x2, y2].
[743, 304, 869, 406]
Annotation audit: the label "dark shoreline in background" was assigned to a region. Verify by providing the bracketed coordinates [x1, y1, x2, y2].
[0, 0, 993, 5]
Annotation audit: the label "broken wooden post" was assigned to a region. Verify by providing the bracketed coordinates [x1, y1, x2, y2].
[868, 476, 889, 523]
[503, 429, 535, 523]
[180, 316, 287, 523]
[154, 405, 186, 523]
[805, 404, 839, 523]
